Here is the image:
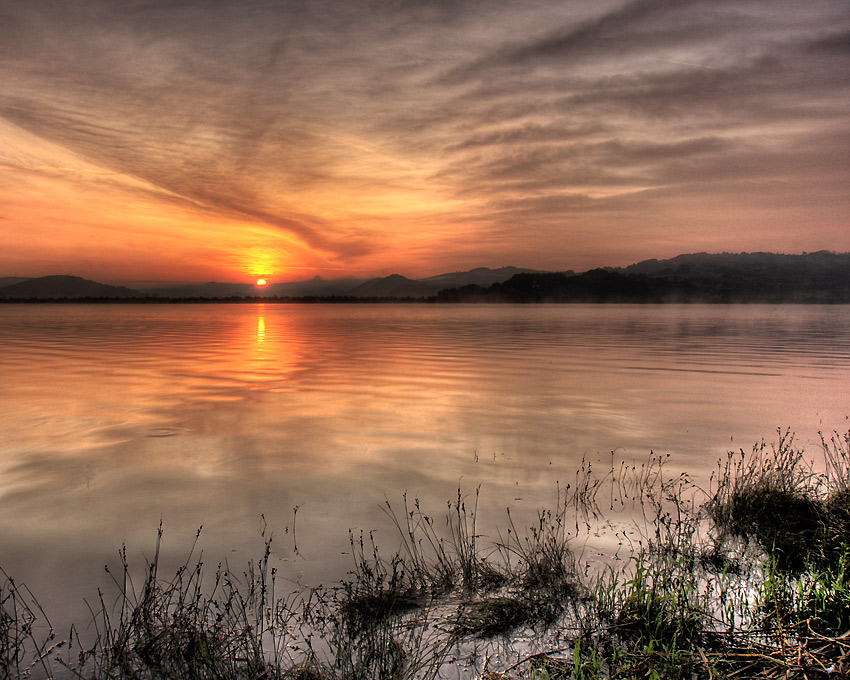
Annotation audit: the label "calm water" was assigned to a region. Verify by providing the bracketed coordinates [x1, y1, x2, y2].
[1, 303, 849, 630]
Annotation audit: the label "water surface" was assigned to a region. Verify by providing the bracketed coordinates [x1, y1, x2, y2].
[1, 303, 848, 630]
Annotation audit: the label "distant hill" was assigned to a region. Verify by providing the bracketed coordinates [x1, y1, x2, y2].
[268, 276, 368, 297]
[5, 255, 848, 302]
[147, 277, 369, 298]
[0, 277, 31, 288]
[616, 251, 850, 301]
[421, 266, 550, 287]
[620, 251, 846, 279]
[0, 275, 144, 299]
[146, 268, 542, 299]
[347, 274, 441, 298]
[146, 282, 259, 298]
[347, 267, 548, 298]
[436, 252, 850, 303]
[1, 268, 542, 301]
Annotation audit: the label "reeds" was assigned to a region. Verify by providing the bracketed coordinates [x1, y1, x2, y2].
[54, 522, 299, 679]
[2, 426, 849, 679]
[711, 428, 850, 571]
[1, 567, 57, 679]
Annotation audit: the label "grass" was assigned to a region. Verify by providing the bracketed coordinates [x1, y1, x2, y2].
[710, 428, 850, 572]
[1, 567, 57, 679]
[63, 523, 296, 679]
[2, 426, 850, 679]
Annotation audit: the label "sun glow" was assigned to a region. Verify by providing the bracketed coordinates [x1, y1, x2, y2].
[256, 278, 267, 286]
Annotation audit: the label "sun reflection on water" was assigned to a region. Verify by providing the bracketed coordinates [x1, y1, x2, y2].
[2, 303, 850, 642]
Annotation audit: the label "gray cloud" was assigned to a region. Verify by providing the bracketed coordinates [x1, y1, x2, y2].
[1, 0, 848, 271]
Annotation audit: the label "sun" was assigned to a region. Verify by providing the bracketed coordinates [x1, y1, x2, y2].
[256, 278, 267, 286]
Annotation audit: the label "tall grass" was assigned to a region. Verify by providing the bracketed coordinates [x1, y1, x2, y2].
[1, 567, 57, 679]
[711, 428, 850, 571]
[54, 523, 298, 679]
[3, 426, 850, 679]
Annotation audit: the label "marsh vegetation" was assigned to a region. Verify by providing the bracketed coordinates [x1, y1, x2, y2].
[3, 429, 849, 679]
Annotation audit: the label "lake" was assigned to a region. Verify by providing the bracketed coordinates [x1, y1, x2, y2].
[1, 302, 849, 634]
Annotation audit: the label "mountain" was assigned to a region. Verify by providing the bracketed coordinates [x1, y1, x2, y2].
[0, 275, 144, 299]
[347, 274, 440, 298]
[6, 255, 847, 302]
[617, 251, 850, 301]
[146, 277, 369, 298]
[0, 267, 540, 300]
[621, 251, 844, 278]
[146, 282, 258, 298]
[0, 277, 31, 288]
[266, 276, 368, 297]
[347, 267, 549, 298]
[147, 268, 543, 299]
[422, 266, 550, 287]
[437, 252, 850, 303]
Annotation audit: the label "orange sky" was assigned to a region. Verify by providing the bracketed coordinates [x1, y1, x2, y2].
[1, 0, 848, 285]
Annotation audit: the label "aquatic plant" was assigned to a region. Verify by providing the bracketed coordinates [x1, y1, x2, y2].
[711, 428, 850, 572]
[1, 427, 849, 679]
[1, 567, 56, 679]
[60, 523, 295, 679]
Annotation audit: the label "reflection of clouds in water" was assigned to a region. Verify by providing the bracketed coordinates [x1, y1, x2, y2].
[2, 303, 850, 637]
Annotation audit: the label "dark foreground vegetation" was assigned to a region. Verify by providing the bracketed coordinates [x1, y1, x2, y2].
[3, 429, 850, 679]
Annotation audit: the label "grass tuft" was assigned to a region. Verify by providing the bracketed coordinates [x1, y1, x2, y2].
[712, 428, 850, 573]
[3, 426, 850, 679]
[455, 596, 538, 639]
[1, 567, 57, 679]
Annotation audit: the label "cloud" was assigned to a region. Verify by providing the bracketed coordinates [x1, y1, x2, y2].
[405, 1, 849, 236]
[1, 0, 848, 277]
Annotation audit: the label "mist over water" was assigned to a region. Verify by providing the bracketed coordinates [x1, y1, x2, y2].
[1, 303, 848, 632]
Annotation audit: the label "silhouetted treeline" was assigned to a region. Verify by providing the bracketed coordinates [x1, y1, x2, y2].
[435, 252, 850, 303]
[0, 295, 426, 304]
[4, 252, 850, 304]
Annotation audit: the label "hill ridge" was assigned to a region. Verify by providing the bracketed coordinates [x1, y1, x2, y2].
[3, 253, 849, 301]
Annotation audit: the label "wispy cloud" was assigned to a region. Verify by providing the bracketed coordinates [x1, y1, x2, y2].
[1, 0, 848, 279]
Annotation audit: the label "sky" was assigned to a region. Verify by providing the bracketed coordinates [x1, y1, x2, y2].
[1, 0, 849, 285]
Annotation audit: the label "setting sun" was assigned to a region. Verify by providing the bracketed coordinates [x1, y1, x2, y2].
[256, 279, 267, 286]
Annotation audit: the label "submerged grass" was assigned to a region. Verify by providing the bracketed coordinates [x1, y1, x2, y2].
[3, 426, 850, 679]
